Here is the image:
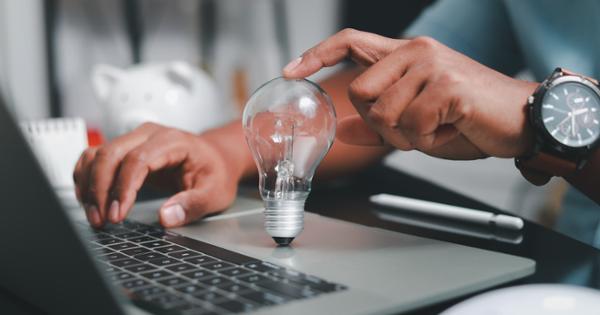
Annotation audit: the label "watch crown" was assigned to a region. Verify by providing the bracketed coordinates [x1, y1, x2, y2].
[527, 95, 535, 104]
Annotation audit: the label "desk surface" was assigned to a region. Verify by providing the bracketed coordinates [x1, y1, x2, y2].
[303, 165, 600, 314]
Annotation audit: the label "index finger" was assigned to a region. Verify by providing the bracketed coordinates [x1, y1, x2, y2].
[283, 28, 405, 79]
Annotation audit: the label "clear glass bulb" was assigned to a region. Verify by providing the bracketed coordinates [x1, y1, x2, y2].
[242, 77, 336, 246]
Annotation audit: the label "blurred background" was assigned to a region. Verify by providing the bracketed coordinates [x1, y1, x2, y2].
[0, 0, 586, 246]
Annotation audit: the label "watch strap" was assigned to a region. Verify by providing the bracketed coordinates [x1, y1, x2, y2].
[560, 68, 599, 85]
[515, 151, 578, 180]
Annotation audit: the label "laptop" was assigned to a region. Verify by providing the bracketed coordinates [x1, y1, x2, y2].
[0, 90, 535, 315]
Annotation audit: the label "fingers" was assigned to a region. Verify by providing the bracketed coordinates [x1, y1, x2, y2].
[398, 75, 466, 152]
[74, 147, 97, 203]
[111, 130, 194, 223]
[76, 123, 162, 227]
[357, 64, 429, 150]
[283, 28, 404, 79]
[73, 147, 102, 226]
[158, 172, 232, 228]
[348, 47, 417, 107]
[336, 115, 383, 146]
[87, 130, 156, 224]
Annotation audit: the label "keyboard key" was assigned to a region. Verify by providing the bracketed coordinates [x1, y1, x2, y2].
[218, 283, 253, 294]
[236, 274, 269, 284]
[102, 225, 129, 235]
[214, 299, 254, 313]
[148, 257, 180, 266]
[166, 235, 256, 265]
[269, 269, 305, 283]
[174, 284, 205, 294]
[108, 242, 138, 251]
[168, 250, 202, 259]
[192, 290, 227, 302]
[255, 280, 314, 299]
[131, 286, 166, 298]
[183, 256, 217, 265]
[181, 269, 215, 280]
[147, 293, 187, 309]
[300, 276, 342, 293]
[140, 270, 174, 280]
[154, 245, 185, 254]
[165, 263, 196, 273]
[110, 272, 134, 282]
[95, 238, 123, 245]
[202, 262, 235, 271]
[135, 226, 163, 234]
[92, 247, 114, 256]
[218, 267, 252, 277]
[99, 252, 127, 262]
[102, 265, 119, 274]
[121, 247, 150, 256]
[148, 231, 168, 238]
[240, 291, 287, 305]
[128, 236, 155, 243]
[89, 232, 112, 240]
[134, 252, 167, 261]
[197, 276, 233, 287]
[244, 261, 280, 273]
[121, 278, 150, 289]
[111, 258, 143, 268]
[180, 307, 218, 315]
[123, 221, 146, 229]
[113, 231, 143, 239]
[124, 264, 157, 273]
[157, 276, 191, 287]
[140, 240, 170, 248]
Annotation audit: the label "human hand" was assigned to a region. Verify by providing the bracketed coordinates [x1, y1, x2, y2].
[283, 29, 539, 160]
[73, 123, 243, 228]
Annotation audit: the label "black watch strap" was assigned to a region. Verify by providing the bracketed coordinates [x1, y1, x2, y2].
[516, 67, 597, 184]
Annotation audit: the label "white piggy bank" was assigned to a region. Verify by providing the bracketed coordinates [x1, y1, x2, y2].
[92, 61, 229, 139]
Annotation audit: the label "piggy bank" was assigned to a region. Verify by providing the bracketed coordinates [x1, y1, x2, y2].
[92, 61, 230, 139]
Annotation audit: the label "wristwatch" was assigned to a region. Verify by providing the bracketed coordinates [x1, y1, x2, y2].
[516, 67, 600, 184]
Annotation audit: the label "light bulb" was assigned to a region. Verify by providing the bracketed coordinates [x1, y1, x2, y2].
[242, 77, 336, 246]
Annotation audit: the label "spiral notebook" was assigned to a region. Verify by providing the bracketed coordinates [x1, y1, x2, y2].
[19, 118, 88, 206]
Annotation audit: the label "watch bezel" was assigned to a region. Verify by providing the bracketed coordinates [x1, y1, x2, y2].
[530, 75, 600, 155]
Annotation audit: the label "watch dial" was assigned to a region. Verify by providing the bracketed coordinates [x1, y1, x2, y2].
[541, 82, 600, 147]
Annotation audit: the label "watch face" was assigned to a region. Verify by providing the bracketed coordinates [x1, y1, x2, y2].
[541, 81, 600, 147]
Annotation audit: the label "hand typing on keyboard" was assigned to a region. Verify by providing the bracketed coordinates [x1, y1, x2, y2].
[73, 122, 256, 228]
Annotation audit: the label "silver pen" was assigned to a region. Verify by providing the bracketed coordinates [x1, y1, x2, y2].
[369, 194, 524, 230]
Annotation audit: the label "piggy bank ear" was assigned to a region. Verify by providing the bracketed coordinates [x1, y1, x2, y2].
[166, 61, 194, 92]
[92, 64, 124, 101]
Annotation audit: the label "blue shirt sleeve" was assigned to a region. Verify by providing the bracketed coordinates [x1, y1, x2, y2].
[404, 0, 524, 76]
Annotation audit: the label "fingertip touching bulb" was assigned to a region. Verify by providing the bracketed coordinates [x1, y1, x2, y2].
[242, 77, 336, 246]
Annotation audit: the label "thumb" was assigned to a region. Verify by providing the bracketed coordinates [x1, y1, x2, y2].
[159, 189, 213, 228]
[337, 115, 384, 146]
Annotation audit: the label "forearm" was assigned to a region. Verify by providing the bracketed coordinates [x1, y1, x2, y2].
[565, 150, 600, 205]
[202, 120, 257, 180]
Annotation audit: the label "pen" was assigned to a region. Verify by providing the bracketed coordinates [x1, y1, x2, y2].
[369, 193, 524, 230]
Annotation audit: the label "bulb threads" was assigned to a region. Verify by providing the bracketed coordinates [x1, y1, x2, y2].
[264, 199, 304, 245]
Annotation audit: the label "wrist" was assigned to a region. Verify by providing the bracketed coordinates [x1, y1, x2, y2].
[515, 81, 541, 158]
[201, 120, 257, 180]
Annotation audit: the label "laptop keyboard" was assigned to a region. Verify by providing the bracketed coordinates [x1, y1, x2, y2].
[80, 220, 346, 314]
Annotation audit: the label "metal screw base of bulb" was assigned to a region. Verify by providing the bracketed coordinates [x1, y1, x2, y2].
[264, 199, 304, 246]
